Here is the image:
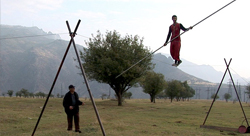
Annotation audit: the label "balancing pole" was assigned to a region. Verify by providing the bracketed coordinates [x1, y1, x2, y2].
[116, 0, 236, 79]
[66, 20, 106, 136]
[31, 20, 81, 136]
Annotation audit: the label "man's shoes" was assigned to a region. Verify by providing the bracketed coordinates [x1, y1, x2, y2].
[177, 60, 182, 66]
[172, 60, 182, 67]
[75, 130, 82, 133]
[172, 60, 179, 67]
[172, 63, 177, 67]
[67, 129, 72, 131]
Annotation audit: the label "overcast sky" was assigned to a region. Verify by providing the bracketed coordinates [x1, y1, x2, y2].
[1, 0, 250, 80]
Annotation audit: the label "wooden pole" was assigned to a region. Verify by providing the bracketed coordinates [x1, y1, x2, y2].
[67, 20, 106, 136]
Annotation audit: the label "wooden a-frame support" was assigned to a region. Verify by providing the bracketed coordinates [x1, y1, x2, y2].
[32, 20, 106, 136]
[200, 58, 249, 132]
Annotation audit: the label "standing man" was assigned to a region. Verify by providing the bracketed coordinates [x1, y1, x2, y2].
[63, 85, 84, 133]
[164, 15, 193, 66]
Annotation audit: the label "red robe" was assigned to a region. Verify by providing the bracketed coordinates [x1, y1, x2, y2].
[170, 23, 181, 61]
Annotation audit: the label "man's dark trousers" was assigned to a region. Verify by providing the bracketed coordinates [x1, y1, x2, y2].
[67, 112, 79, 131]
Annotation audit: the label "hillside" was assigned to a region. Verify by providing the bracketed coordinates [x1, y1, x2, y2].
[160, 53, 248, 85]
[152, 54, 210, 85]
[0, 25, 108, 97]
[0, 25, 212, 99]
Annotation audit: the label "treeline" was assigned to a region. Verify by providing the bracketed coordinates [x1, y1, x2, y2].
[140, 71, 195, 103]
[2, 88, 63, 98]
[157, 80, 195, 102]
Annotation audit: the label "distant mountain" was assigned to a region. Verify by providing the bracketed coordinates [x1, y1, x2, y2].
[160, 53, 248, 85]
[152, 54, 211, 85]
[0, 25, 108, 97]
[1, 25, 231, 99]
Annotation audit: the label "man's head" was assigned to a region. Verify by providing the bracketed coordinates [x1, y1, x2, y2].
[172, 15, 177, 23]
[69, 85, 75, 93]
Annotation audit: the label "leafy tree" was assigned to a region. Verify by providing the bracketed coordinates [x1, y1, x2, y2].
[35, 92, 46, 98]
[2, 92, 5, 97]
[7, 90, 14, 97]
[29, 92, 34, 98]
[16, 91, 22, 97]
[40, 92, 46, 98]
[80, 30, 153, 106]
[15, 91, 18, 97]
[156, 91, 167, 99]
[101, 93, 107, 100]
[224, 93, 231, 102]
[123, 92, 132, 99]
[181, 81, 195, 101]
[211, 93, 219, 100]
[40, 93, 46, 98]
[140, 71, 165, 103]
[166, 80, 184, 103]
[20, 88, 29, 98]
[57, 93, 60, 98]
[35, 92, 40, 98]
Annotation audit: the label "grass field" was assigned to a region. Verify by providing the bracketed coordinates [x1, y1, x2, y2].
[1, 97, 250, 136]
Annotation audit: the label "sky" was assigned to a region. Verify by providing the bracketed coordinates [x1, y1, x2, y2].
[1, 0, 250, 79]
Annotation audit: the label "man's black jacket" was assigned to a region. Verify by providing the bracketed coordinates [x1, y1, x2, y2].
[63, 91, 83, 114]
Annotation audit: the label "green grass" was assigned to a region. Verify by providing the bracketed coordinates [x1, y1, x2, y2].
[0, 97, 250, 136]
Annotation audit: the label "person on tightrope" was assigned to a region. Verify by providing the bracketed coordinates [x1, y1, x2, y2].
[164, 15, 193, 67]
[63, 85, 84, 133]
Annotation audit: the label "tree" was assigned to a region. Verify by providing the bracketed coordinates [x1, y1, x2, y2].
[140, 71, 165, 103]
[35, 92, 46, 98]
[2, 92, 5, 97]
[29, 92, 34, 98]
[156, 91, 167, 99]
[101, 93, 107, 100]
[166, 80, 184, 103]
[224, 93, 231, 102]
[123, 92, 132, 99]
[181, 81, 195, 101]
[211, 93, 219, 100]
[20, 88, 29, 98]
[7, 90, 14, 97]
[40, 92, 46, 98]
[16, 91, 22, 97]
[57, 93, 60, 98]
[80, 30, 153, 106]
[35, 92, 40, 98]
